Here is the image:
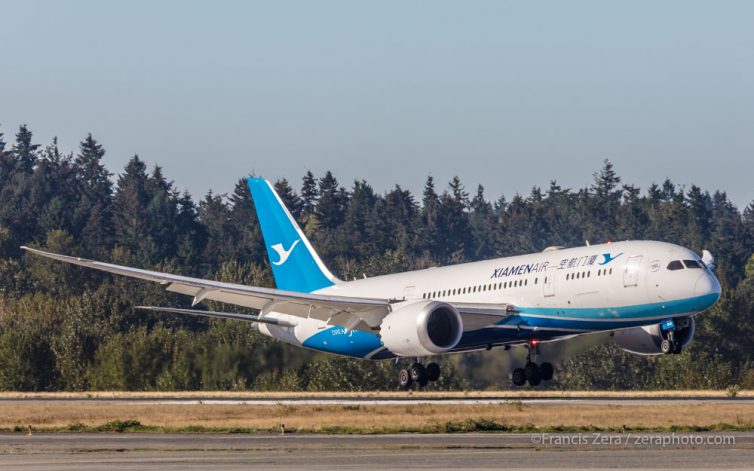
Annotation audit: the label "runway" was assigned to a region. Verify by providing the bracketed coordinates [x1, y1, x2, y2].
[2, 432, 753, 470]
[3, 395, 754, 406]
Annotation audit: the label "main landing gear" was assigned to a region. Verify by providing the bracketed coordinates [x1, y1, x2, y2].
[399, 361, 441, 389]
[512, 340, 555, 387]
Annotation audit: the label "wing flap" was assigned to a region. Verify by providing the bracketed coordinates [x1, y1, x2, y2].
[452, 302, 516, 331]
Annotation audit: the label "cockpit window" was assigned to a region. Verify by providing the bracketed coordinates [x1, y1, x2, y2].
[683, 259, 703, 269]
[667, 260, 684, 271]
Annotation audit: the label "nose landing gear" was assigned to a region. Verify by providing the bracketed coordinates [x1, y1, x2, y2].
[660, 318, 686, 355]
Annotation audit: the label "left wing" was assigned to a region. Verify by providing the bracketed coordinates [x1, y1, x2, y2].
[21, 246, 513, 331]
[21, 246, 391, 327]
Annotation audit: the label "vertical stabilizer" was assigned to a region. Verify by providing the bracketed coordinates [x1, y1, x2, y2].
[247, 177, 339, 292]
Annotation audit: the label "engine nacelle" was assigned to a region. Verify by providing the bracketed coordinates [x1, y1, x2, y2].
[614, 317, 695, 355]
[379, 300, 463, 357]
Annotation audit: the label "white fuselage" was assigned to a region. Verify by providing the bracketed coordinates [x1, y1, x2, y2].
[258, 240, 721, 359]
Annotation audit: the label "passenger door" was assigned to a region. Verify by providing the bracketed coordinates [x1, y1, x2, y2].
[623, 256, 643, 287]
[543, 268, 557, 297]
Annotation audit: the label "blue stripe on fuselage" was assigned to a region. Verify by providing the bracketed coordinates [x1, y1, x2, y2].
[513, 292, 719, 322]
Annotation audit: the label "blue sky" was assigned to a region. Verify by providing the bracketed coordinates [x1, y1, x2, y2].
[1, 1, 752, 207]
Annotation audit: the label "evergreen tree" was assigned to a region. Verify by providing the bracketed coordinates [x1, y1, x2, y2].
[316, 171, 347, 229]
[227, 178, 264, 266]
[74, 134, 113, 254]
[274, 178, 303, 221]
[420, 175, 440, 256]
[112, 156, 150, 258]
[469, 185, 495, 259]
[300, 171, 318, 220]
[589, 159, 622, 239]
[436, 177, 472, 262]
[11, 124, 39, 174]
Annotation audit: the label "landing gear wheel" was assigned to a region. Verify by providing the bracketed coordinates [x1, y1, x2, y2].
[527, 372, 542, 386]
[512, 368, 526, 386]
[426, 363, 441, 382]
[524, 362, 539, 381]
[660, 339, 674, 355]
[673, 342, 683, 354]
[410, 363, 428, 387]
[399, 369, 413, 389]
[539, 362, 554, 381]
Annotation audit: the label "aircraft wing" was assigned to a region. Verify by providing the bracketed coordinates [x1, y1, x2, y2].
[21, 246, 514, 331]
[21, 246, 391, 324]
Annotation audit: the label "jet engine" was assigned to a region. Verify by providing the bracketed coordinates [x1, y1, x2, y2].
[379, 300, 464, 357]
[614, 317, 695, 355]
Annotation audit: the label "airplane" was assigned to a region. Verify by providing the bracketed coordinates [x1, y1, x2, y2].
[21, 177, 722, 388]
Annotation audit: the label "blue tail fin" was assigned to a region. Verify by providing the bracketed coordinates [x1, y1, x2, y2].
[247, 177, 339, 293]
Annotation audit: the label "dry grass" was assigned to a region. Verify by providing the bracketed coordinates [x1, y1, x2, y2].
[1, 400, 753, 433]
[0, 389, 752, 399]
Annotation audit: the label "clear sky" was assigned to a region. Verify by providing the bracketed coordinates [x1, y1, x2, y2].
[1, 1, 752, 208]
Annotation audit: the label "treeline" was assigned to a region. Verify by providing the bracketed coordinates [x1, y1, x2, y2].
[0, 124, 753, 391]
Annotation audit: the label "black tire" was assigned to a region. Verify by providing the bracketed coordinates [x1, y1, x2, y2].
[673, 342, 683, 354]
[512, 368, 526, 386]
[426, 362, 441, 382]
[524, 362, 539, 381]
[660, 339, 673, 354]
[539, 362, 554, 381]
[410, 363, 427, 384]
[399, 369, 413, 389]
[528, 372, 542, 386]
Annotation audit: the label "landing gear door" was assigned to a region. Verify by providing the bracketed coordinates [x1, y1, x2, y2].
[623, 255, 643, 287]
[543, 268, 557, 297]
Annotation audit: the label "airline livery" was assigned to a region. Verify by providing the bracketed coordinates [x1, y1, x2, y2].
[22, 178, 722, 388]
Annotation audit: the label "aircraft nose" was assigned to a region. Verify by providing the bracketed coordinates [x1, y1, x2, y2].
[694, 272, 721, 299]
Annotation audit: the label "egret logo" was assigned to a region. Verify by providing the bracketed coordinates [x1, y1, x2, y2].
[599, 252, 623, 265]
[270, 240, 300, 266]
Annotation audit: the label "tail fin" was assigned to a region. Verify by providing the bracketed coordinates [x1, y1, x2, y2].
[247, 177, 339, 292]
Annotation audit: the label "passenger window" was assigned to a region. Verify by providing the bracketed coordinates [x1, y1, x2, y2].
[667, 260, 684, 271]
[683, 260, 703, 269]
